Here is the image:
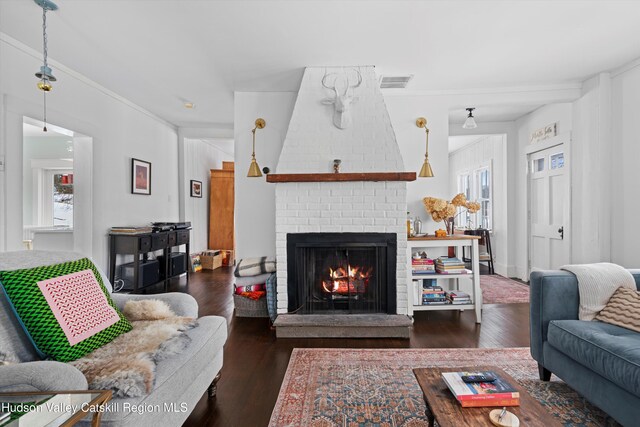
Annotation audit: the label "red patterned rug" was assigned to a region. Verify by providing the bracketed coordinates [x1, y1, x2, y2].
[269, 348, 616, 427]
[481, 275, 530, 304]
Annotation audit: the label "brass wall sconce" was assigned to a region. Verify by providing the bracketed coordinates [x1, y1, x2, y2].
[247, 118, 266, 177]
[416, 117, 434, 178]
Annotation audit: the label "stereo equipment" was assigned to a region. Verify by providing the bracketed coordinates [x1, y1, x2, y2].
[158, 252, 187, 278]
[119, 259, 160, 290]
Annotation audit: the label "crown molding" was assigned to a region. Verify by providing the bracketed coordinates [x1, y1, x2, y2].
[611, 57, 640, 78]
[381, 82, 583, 97]
[0, 32, 177, 131]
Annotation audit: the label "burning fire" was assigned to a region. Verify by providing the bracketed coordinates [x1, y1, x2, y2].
[321, 264, 373, 295]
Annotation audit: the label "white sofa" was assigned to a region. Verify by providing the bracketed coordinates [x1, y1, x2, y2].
[0, 250, 227, 427]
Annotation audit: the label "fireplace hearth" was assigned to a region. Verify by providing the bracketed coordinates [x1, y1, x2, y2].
[287, 233, 397, 314]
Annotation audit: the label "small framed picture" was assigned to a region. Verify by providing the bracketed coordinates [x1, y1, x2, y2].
[190, 180, 202, 198]
[131, 158, 151, 195]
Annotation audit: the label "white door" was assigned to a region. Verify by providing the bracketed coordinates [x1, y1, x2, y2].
[528, 144, 570, 271]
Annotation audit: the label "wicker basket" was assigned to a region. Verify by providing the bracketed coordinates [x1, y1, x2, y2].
[233, 294, 269, 318]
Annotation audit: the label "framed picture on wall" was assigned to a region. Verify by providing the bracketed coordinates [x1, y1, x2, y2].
[131, 158, 151, 195]
[190, 180, 202, 198]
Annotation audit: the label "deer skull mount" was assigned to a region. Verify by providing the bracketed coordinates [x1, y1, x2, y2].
[321, 70, 362, 130]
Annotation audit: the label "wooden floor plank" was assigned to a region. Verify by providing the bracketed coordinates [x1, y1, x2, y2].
[164, 267, 530, 427]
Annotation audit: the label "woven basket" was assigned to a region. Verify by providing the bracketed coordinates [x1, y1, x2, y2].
[233, 294, 269, 318]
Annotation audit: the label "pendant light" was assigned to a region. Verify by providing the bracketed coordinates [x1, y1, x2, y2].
[463, 107, 477, 129]
[416, 117, 434, 178]
[34, 0, 58, 132]
[247, 118, 266, 177]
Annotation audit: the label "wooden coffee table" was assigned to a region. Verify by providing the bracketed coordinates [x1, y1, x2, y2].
[413, 366, 562, 427]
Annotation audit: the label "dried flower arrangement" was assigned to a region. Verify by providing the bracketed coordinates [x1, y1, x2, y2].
[423, 193, 481, 233]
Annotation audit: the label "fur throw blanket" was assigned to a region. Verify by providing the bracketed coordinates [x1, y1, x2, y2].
[69, 299, 196, 398]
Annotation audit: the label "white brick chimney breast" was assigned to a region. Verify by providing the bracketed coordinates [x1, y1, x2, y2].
[274, 66, 409, 315]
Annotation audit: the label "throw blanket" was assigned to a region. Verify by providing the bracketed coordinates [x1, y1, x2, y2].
[235, 257, 276, 277]
[69, 299, 196, 398]
[561, 263, 636, 321]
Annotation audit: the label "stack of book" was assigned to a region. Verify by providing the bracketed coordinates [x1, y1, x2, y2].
[423, 285, 447, 305]
[110, 226, 153, 234]
[435, 256, 467, 274]
[446, 290, 471, 305]
[442, 371, 520, 407]
[412, 257, 435, 275]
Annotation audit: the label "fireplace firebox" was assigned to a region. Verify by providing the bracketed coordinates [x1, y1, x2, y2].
[287, 233, 396, 314]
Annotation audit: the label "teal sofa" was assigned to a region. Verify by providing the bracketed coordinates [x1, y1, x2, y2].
[530, 269, 640, 427]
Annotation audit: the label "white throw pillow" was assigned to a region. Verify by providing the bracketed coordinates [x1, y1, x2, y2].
[561, 263, 637, 321]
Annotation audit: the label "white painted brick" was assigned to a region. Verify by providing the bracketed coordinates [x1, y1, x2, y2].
[287, 218, 309, 225]
[374, 202, 394, 211]
[374, 218, 395, 226]
[321, 210, 341, 218]
[332, 218, 353, 226]
[364, 210, 386, 218]
[352, 218, 374, 225]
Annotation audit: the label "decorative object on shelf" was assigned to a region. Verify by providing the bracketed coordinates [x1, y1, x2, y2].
[131, 158, 151, 195]
[415, 117, 434, 178]
[262, 167, 270, 174]
[423, 193, 480, 234]
[190, 180, 202, 198]
[414, 216, 422, 235]
[34, 0, 58, 132]
[321, 68, 362, 129]
[333, 159, 342, 173]
[247, 118, 266, 177]
[463, 107, 478, 129]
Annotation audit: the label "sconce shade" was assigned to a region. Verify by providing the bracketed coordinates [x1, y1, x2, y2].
[419, 159, 434, 178]
[247, 158, 263, 177]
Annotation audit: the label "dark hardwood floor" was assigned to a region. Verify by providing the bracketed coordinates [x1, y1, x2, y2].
[166, 267, 531, 427]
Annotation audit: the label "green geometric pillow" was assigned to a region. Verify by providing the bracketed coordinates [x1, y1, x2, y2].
[0, 258, 132, 362]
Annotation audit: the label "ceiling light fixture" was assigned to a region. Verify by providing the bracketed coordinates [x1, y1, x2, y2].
[183, 102, 195, 109]
[247, 118, 266, 178]
[34, 0, 58, 132]
[416, 117, 434, 178]
[463, 107, 477, 129]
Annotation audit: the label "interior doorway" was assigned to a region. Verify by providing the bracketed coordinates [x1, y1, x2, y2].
[527, 140, 570, 272]
[22, 117, 93, 254]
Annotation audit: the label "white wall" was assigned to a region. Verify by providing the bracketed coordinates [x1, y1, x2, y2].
[183, 138, 233, 253]
[0, 36, 179, 269]
[611, 62, 640, 267]
[571, 73, 612, 264]
[448, 134, 509, 276]
[234, 92, 296, 260]
[385, 95, 450, 231]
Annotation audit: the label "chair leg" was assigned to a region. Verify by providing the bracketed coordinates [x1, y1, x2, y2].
[538, 364, 552, 381]
[208, 372, 221, 398]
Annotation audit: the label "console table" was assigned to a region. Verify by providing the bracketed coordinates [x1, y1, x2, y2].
[108, 229, 190, 293]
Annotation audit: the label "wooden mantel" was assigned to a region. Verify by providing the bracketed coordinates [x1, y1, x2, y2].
[266, 172, 417, 183]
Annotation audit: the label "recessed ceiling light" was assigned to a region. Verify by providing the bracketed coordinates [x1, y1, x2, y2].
[184, 102, 196, 109]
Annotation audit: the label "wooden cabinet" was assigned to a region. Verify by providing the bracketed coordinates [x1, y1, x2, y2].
[209, 163, 235, 251]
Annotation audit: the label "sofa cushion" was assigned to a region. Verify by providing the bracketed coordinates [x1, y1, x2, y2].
[548, 319, 640, 396]
[596, 287, 640, 333]
[0, 258, 132, 362]
[92, 315, 227, 426]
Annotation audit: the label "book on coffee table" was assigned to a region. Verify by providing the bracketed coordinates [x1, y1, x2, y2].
[442, 370, 520, 407]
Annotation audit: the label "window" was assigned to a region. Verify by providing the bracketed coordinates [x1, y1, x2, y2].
[550, 152, 564, 169]
[53, 173, 73, 226]
[457, 162, 492, 230]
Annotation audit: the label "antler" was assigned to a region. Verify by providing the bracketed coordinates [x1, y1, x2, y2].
[322, 72, 337, 90]
[349, 68, 362, 89]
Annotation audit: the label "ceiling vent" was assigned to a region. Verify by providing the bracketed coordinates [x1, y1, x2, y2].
[379, 75, 413, 89]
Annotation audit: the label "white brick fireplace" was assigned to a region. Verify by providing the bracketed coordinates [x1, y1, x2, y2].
[271, 66, 412, 316]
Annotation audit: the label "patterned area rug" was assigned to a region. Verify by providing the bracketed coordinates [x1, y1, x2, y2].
[481, 275, 530, 304]
[269, 348, 617, 427]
